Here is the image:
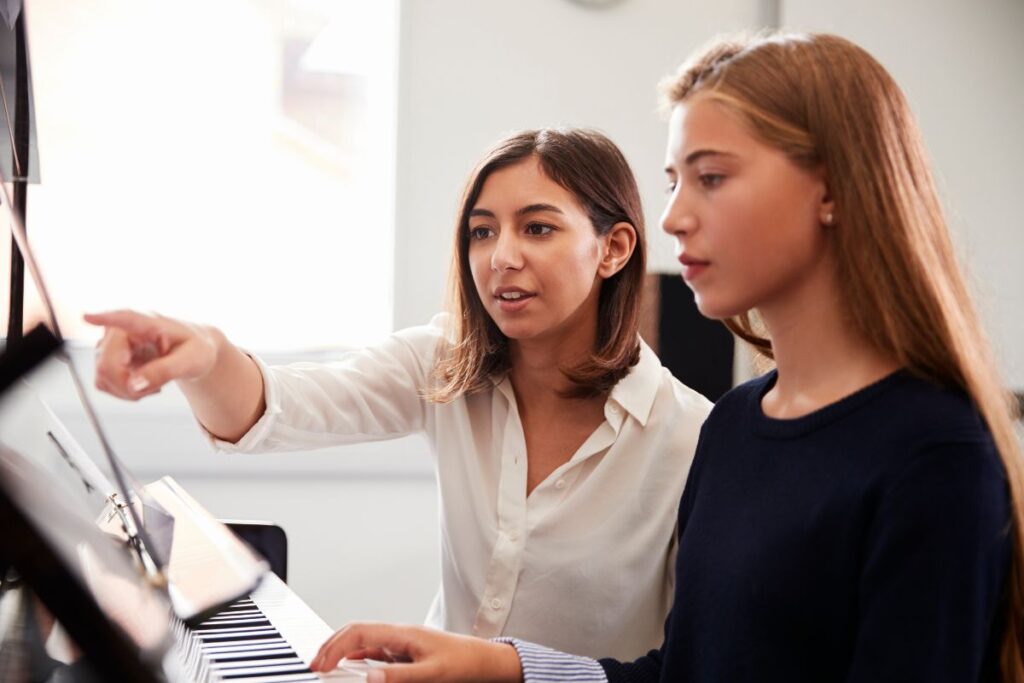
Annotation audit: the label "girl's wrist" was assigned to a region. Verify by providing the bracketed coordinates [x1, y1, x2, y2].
[482, 641, 523, 683]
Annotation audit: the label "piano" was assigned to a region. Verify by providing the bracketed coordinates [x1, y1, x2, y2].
[0, 341, 372, 682]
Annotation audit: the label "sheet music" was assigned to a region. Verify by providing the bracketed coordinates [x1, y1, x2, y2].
[0, 379, 113, 515]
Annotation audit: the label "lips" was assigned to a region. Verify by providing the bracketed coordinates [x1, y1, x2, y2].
[494, 286, 535, 300]
[493, 286, 536, 312]
[678, 254, 710, 281]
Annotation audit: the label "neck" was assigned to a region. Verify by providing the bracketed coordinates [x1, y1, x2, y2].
[759, 258, 899, 418]
[508, 320, 597, 407]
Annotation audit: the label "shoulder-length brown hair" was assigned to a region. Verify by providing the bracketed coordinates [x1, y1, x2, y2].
[428, 128, 646, 402]
[660, 32, 1024, 678]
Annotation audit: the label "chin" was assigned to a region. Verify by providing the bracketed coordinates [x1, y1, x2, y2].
[692, 293, 744, 321]
[495, 321, 540, 340]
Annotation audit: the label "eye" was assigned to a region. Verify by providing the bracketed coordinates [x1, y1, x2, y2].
[469, 226, 494, 240]
[665, 181, 677, 195]
[698, 173, 725, 189]
[525, 222, 554, 236]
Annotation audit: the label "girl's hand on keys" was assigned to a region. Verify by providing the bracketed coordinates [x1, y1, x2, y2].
[310, 623, 523, 683]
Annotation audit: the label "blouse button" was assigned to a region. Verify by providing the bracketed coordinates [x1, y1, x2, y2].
[554, 479, 566, 490]
[507, 530, 519, 542]
[490, 598, 503, 610]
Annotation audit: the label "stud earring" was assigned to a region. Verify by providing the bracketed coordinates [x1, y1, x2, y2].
[824, 212, 834, 226]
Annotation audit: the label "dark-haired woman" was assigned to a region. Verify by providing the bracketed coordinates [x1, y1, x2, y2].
[85, 128, 712, 660]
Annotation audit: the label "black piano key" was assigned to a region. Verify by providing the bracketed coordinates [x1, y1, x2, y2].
[210, 651, 297, 664]
[246, 677, 318, 681]
[203, 638, 288, 652]
[196, 634, 280, 643]
[210, 610, 262, 619]
[180, 592, 327, 683]
[219, 675, 318, 683]
[218, 665, 314, 679]
[213, 658, 305, 672]
[195, 619, 273, 631]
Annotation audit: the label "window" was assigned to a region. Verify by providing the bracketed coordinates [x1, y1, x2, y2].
[4, 0, 398, 350]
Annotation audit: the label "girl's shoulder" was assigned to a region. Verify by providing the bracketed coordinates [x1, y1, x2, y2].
[875, 371, 993, 447]
[699, 371, 775, 424]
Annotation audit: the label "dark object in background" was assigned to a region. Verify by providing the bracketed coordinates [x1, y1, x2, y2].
[658, 274, 735, 403]
[224, 521, 289, 583]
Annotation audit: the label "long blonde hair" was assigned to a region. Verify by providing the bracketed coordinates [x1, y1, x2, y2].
[660, 32, 1024, 678]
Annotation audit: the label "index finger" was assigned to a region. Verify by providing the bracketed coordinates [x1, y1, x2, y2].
[311, 623, 422, 673]
[83, 310, 161, 337]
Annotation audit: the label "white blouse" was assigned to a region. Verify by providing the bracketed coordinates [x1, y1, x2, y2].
[210, 315, 711, 660]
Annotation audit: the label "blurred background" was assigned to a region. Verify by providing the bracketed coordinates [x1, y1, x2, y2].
[3, 0, 1023, 630]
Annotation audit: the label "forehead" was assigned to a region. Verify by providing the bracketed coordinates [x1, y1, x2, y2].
[665, 95, 757, 162]
[474, 156, 582, 211]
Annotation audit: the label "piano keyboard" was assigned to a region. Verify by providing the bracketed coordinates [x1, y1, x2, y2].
[171, 573, 366, 682]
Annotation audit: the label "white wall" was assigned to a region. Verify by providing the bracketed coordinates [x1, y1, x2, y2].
[392, 0, 764, 329]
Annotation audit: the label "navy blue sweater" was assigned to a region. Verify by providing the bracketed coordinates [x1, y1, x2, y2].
[601, 370, 1011, 682]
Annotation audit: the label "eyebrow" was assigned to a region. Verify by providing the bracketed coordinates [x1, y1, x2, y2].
[469, 203, 565, 219]
[683, 149, 737, 165]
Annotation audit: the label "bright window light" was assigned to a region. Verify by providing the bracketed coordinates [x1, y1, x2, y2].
[4, 0, 398, 350]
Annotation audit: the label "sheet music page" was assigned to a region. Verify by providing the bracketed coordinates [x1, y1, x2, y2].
[0, 379, 115, 513]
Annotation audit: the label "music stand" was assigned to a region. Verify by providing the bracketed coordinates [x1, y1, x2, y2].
[0, 326, 172, 682]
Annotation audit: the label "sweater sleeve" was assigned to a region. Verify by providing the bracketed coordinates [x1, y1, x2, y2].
[598, 648, 664, 683]
[845, 439, 1011, 682]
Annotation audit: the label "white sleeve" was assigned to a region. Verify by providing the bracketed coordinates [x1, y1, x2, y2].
[206, 315, 448, 453]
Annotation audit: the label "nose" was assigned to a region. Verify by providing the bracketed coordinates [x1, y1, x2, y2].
[660, 186, 698, 241]
[491, 229, 523, 272]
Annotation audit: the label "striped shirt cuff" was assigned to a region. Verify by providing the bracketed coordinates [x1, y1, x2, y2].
[492, 638, 607, 683]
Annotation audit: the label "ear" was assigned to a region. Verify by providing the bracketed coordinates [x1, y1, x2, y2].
[818, 175, 837, 227]
[597, 222, 637, 279]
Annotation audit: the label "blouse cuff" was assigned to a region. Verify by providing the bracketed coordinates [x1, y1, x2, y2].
[492, 638, 608, 683]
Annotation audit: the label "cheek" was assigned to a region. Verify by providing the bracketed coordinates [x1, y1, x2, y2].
[719, 201, 824, 306]
[467, 247, 489, 289]
[716, 181, 818, 260]
[557, 240, 602, 291]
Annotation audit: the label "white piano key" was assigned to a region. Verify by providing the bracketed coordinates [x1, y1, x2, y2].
[246, 574, 334, 665]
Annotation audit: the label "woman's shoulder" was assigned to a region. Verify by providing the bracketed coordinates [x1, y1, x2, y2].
[394, 311, 451, 341]
[639, 342, 714, 421]
[388, 312, 453, 358]
[874, 371, 994, 447]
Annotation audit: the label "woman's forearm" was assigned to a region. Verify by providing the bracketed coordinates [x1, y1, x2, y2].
[178, 326, 266, 443]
